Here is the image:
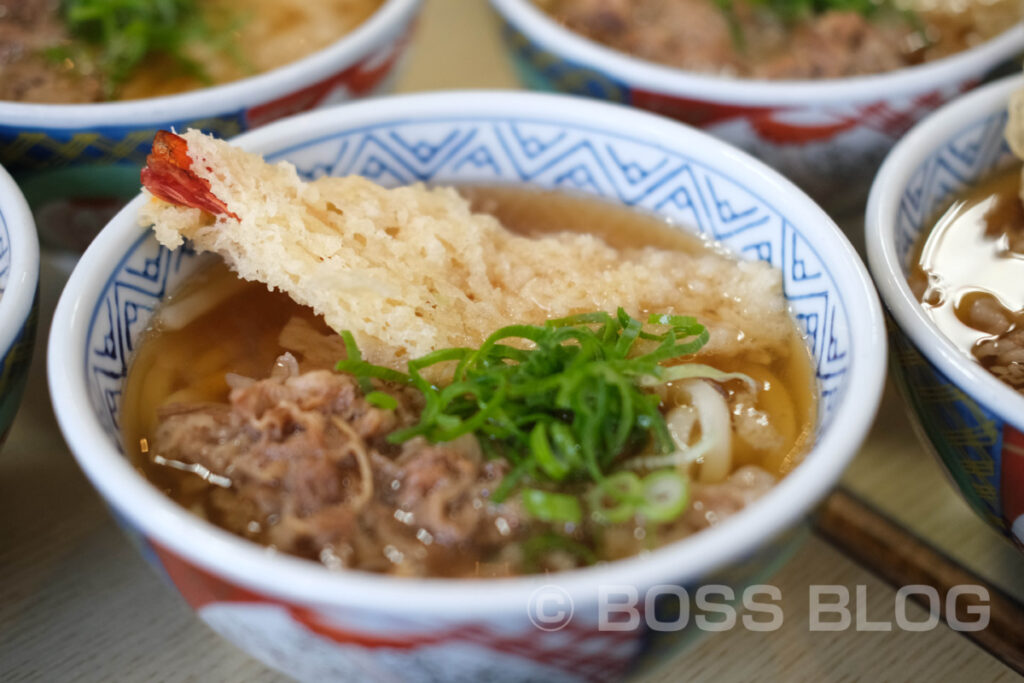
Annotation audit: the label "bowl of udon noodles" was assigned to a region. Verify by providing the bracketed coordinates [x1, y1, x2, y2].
[0, 162, 39, 447]
[867, 73, 1024, 550]
[0, 0, 422, 249]
[489, 0, 1024, 215]
[49, 91, 885, 681]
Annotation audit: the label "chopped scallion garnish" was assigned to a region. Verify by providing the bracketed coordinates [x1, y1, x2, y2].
[521, 489, 583, 525]
[365, 391, 398, 410]
[586, 471, 644, 524]
[337, 309, 711, 519]
[53, 0, 242, 98]
[715, 0, 925, 51]
[637, 470, 690, 523]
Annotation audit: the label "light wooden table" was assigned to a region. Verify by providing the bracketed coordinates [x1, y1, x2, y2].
[2, 1, 1022, 681]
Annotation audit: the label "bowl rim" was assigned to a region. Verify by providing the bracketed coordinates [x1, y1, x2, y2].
[0, 0, 422, 129]
[490, 0, 1024, 106]
[0, 164, 39, 361]
[866, 73, 1024, 430]
[48, 90, 886, 616]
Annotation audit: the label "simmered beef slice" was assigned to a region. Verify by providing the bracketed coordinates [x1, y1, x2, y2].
[152, 365, 521, 576]
[983, 190, 1024, 255]
[685, 465, 776, 529]
[753, 12, 910, 79]
[975, 327, 1024, 391]
[544, 0, 922, 78]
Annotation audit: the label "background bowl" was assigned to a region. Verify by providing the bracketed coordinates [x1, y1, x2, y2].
[49, 91, 885, 681]
[0, 0, 422, 250]
[0, 163, 39, 446]
[489, 0, 1024, 216]
[866, 74, 1024, 550]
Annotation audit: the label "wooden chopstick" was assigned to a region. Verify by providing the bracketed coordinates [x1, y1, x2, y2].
[814, 487, 1024, 674]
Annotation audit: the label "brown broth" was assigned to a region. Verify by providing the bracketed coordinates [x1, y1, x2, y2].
[122, 185, 817, 573]
[119, 0, 384, 100]
[0, 0, 383, 103]
[908, 165, 1024, 392]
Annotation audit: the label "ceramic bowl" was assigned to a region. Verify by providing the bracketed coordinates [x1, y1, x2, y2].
[0, 0, 422, 249]
[867, 74, 1024, 549]
[49, 91, 885, 681]
[0, 163, 39, 446]
[489, 0, 1024, 215]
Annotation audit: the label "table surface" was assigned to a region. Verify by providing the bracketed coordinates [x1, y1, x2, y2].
[3, 1, 1023, 681]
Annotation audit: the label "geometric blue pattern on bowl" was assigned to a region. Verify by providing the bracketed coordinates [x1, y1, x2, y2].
[85, 115, 853, 449]
[889, 106, 1020, 538]
[0, 298, 37, 444]
[894, 109, 1014, 272]
[0, 203, 9, 296]
[493, 19, 993, 217]
[85, 234, 197, 440]
[0, 115, 246, 172]
[0, 200, 37, 444]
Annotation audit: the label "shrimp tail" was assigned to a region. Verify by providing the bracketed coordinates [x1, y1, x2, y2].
[140, 130, 240, 221]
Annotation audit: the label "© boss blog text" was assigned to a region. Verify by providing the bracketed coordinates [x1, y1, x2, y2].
[526, 584, 990, 632]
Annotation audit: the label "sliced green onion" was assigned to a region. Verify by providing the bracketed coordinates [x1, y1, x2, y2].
[489, 460, 528, 504]
[335, 309, 710, 499]
[340, 330, 362, 362]
[335, 359, 412, 386]
[530, 422, 570, 481]
[57, 0, 234, 98]
[586, 471, 643, 524]
[521, 489, 583, 525]
[365, 391, 398, 410]
[638, 470, 690, 523]
[341, 331, 372, 394]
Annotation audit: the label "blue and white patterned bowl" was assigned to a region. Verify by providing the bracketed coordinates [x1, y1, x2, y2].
[867, 74, 1024, 549]
[490, 0, 1024, 215]
[0, 0, 421, 250]
[0, 163, 39, 447]
[49, 92, 885, 681]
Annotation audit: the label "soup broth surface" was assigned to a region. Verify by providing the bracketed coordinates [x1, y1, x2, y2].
[909, 165, 1024, 392]
[123, 186, 817, 577]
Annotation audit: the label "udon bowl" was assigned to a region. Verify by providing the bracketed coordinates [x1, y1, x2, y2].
[0, 0, 422, 250]
[867, 74, 1024, 550]
[0, 163, 39, 447]
[489, 0, 1024, 215]
[49, 91, 885, 681]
